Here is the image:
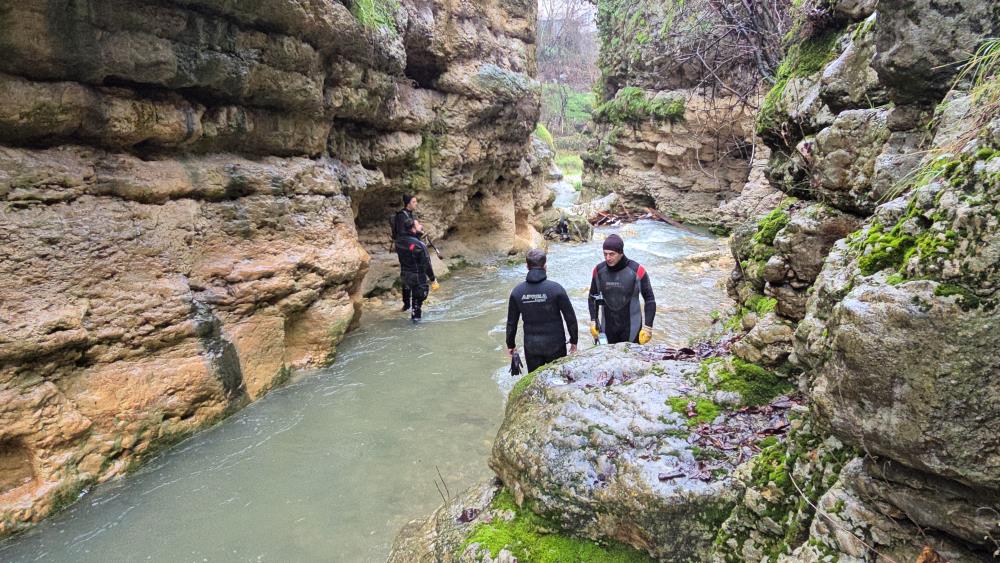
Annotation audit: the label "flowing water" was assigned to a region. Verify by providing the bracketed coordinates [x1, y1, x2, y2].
[0, 217, 730, 563]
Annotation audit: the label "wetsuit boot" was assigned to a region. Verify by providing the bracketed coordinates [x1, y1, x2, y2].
[410, 283, 428, 322]
[401, 285, 411, 311]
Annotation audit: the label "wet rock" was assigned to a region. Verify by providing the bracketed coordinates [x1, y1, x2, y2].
[490, 346, 775, 561]
[732, 313, 796, 367]
[712, 414, 858, 562]
[0, 0, 548, 535]
[781, 460, 989, 562]
[808, 108, 890, 214]
[773, 204, 862, 285]
[387, 480, 502, 563]
[820, 16, 888, 113]
[873, 0, 1000, 104]
[796, 131, 1000, 494]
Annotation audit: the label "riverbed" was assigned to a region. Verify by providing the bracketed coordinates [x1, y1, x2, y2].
[0, 217, 731, 562]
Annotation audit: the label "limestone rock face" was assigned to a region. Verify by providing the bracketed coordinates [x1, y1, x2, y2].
[582, 0, 782, 227]
[489, 346, 784, 561]
[387, 480, 502, 563]
[0, 0, 545, 534]
[584, 90, 769, 227]
[796, 140, 1000, 494]
[715, 0, 1000, 559]
[873, 0, 999, 104]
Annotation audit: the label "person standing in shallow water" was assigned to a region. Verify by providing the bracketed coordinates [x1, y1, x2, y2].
[395, 218, 438, 322]
[392, 194, 419, 311]
[506, 249, 579, 373]
[588, 233, 656, 344]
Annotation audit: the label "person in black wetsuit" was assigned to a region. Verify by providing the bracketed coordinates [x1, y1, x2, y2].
[506, 249, 579, 373]
[588, 233, 656, 345]
[395, 218, 438, 322]
[392, 194, 419, 311]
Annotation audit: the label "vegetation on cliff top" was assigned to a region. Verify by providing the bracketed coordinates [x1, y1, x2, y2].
[593, 86, 685, 125]
[756, 27, 842, 137]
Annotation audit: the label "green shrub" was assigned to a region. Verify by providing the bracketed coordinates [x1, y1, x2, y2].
[351, 0, 399, 33]
[534, 123, 556, 150]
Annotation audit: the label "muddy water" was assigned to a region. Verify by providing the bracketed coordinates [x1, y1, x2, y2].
[0, 220, 730, 563]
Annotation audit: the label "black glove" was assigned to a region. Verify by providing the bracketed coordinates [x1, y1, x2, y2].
[510, 353, 524, 376]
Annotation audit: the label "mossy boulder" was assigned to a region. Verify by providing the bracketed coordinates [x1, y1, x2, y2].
[489, 346, 787, 561]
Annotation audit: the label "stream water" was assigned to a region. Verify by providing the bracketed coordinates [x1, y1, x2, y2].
[0, 187, 731, 562]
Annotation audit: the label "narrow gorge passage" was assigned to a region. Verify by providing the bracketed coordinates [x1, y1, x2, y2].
[0, 218, 730, 562]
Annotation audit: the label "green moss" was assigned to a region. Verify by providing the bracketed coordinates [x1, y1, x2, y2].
[757, 28, 843, 137]
[934, 283, 981, 310]
[745, 295, 778, 315]
[350, 0, 399, 34]
[759, 436, 780, 449]
[48, 478, 93, 514]
[667, 396, 722, 426]
[885, 273, 905, 285]
[462, 489, 652, 562]
[535, 123, 556, 150]
[691, 446, 728, 462]
[593, 86, 685, 125]
[698, 358, 792, 407]
[509, 373, 537, 402]
[855, 221, 916, 275]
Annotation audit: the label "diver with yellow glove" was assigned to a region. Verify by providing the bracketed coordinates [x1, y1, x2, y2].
[587, 234, 656, 345]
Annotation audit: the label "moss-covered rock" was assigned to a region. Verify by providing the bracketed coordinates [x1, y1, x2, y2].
[490, 346, 787, 560]
[711, 411, 858, 562]
[794, 122, 1000, 498]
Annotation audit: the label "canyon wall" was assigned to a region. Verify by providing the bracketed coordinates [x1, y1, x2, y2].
[582, 0, 783, 228]
[0, 0, 545, 535]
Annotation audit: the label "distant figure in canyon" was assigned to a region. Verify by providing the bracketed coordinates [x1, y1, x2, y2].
[506, 249, 579, 373]
[395, 218, 438, 323]
[588, 234, 656, 345]
[392, 194, 419, 311]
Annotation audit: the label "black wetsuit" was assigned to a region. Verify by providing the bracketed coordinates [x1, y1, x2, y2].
[396, 234, 435, 320]
[392, 209, 415, 308]
[588, 258, 655, 344]
[506, 269, 579, 372]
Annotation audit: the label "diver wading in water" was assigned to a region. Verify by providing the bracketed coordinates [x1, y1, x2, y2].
[391, 194, 419, 312]
[588, 234, 656, 345]
[506, 249, 578, 373]
[395, 218, 439, 323]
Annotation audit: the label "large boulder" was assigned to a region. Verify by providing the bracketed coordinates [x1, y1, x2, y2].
[490, 346, 791, 561]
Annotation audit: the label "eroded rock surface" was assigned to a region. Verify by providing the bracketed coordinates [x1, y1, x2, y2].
[489, 346, 787, 561]
[582, 0, 782, 227]
[714, 0, 1000, 560]
[0, 0, 546, 534]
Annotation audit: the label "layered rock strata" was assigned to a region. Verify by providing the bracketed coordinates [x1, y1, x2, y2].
[716, 0, 1000, 560]
[0, 0, 545, 535]
[582, 0, 783, 227]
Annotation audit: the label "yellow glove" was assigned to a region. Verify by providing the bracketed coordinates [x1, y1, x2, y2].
[431, 281, 440, 291]
[590, 322, 600, 339]
[638, 326, 652, 345]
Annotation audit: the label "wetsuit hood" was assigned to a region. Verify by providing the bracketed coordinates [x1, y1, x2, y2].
[526, 268, 547, 283]
[607, 254, 630, 272]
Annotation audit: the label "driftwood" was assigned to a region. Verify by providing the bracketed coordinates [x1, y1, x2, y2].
[589, 205, 697, 233]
